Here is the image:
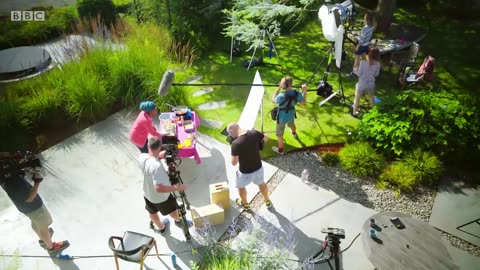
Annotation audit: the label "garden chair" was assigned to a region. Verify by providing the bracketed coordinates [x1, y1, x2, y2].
[397, 56, 435, 89]
[108, 231, 159, 270]
[389, 42, 420, 72]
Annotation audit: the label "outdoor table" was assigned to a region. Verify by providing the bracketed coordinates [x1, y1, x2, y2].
[346, 31, 410, 55]
[158, 111, 201, 164]
[362, 211, 458, 270]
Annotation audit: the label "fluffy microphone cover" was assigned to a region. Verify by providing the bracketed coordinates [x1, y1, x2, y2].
[158, 70, 175, 96]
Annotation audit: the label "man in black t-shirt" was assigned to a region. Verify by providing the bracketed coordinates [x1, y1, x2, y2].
[227, 123, 272, 210]
[0, 153, 69, 254]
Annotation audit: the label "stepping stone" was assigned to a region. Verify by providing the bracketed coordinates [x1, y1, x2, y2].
[192, 87, 213, 97]
[200, 118, 224, 129]
[186, 75, 203, 84]
[197, 101, 226, 111]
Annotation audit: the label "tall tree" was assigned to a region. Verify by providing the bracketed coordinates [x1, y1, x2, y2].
[375, 0, 397, 33]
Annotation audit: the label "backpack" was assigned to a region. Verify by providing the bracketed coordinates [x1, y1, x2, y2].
[271, 91, 299, 122]
[416, 56, 435, 82]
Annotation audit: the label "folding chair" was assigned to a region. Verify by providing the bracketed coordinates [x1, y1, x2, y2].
[108, 231, 159, 270]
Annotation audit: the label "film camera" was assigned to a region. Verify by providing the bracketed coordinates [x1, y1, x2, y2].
[0, 151, 42, 184]
[322, 227, 345, 240]
[161, 135, 180, 167]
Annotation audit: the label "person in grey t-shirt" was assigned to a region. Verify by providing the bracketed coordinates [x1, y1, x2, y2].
[138, 137, 191, 234]
[348, 13, 374, 78]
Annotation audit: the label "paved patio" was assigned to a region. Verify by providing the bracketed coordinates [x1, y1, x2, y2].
[1, 110, 477, 269]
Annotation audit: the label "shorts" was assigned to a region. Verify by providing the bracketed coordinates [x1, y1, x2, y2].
[276, 120, 295, 137]
[144, 195, 178, 215]
[355, 45, 369, 56]
[235, 167, 265, 188]
[26, 204, 53, 235]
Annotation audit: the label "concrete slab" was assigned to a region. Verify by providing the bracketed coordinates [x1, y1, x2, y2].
[442, 237, 480, 270]
[430, 181, 480, 246]
[192, 87, 213, 97]
[197, 101, 226, 111]
[231, 173, 377, 270]
[199, 118, 224, 129]
[0, 109, 276, 270]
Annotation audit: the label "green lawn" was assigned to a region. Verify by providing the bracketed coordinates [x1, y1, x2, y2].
[179, 20, 396, 158]
[176, 6, 479, 158]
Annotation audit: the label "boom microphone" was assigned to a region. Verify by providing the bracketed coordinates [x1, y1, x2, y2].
[158, 70, 175, 96]
[157, 70, 309, 96]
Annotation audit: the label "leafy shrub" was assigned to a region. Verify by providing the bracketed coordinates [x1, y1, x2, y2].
[0, 6, 77, 49]
[379, 161, 418, 192]
[402, 149, 443, 184]
[338, 142, 385, 177]
[321, 151, 340, 166]
[357, 90, 480, 161]
[77, 0, 116, 26]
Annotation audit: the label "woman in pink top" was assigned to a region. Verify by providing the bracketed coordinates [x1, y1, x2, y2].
[129, 101, 162, 153]
[352, 48, 381, 116]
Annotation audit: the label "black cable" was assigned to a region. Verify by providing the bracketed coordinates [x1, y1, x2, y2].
[340, 233, 361, 254]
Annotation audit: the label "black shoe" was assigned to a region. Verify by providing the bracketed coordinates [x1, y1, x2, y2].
[346, 72, 357, 79]
[150, 219, 169, 235]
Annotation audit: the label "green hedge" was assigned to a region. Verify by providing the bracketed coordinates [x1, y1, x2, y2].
[0, 6, 78, 50]
[357, 90, 480, 162]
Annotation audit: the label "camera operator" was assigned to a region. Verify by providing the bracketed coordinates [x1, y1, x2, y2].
[227, 123, 272, 210]
[138, 137, 192, 234]
[0, 152, 69, 254]
[271, 76, 307, 155]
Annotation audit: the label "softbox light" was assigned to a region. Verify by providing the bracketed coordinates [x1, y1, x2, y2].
[319, 1, 353, 68]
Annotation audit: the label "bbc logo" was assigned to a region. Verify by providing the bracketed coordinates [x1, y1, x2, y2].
[11, 11, 45, 21]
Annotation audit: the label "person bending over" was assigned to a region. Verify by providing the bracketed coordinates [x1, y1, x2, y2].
[129, 101, 162, 153]
[271, 76, 307, 155]
[348, 13, 374, 78]
[227, 123, 272, 210]
[352, 48, 381, 116]
[0, 153, 69, 254]
[138, 137, 192, 234]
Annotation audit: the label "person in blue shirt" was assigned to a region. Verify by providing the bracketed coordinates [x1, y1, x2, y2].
[271, 76, 307, 155]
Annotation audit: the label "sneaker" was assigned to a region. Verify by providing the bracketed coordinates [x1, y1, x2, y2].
[39, 227, 54, 249]
[175, 218, 193, 228]
[272, 146, 284, 155]
[265, 200, 273, 209]
[235, 198, 250, 210]
[347, 72, 357, 79]
[47, 241, 70, 254]
[150, 218, 170, 234]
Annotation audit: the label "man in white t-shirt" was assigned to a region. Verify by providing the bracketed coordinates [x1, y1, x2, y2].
[138, 137, 191, 234]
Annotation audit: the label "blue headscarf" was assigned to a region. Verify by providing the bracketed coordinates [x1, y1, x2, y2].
[139, 101, 156, 113]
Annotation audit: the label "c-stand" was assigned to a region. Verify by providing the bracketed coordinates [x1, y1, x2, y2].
[306, 31, 351, 107]
[308, 227, 345, 270]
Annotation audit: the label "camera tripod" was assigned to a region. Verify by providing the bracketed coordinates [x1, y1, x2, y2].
[167, 157, 192, 241]
[306, 34, 350, 107]
[310, 234, 342, 270]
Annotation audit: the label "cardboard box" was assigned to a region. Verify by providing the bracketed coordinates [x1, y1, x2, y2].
[209, 181, 230, 210]
[191, 204, 225, 227]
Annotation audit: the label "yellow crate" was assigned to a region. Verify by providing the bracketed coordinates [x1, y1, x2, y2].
[209, 181, 230, 210]
[191, 204, 225, 227]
